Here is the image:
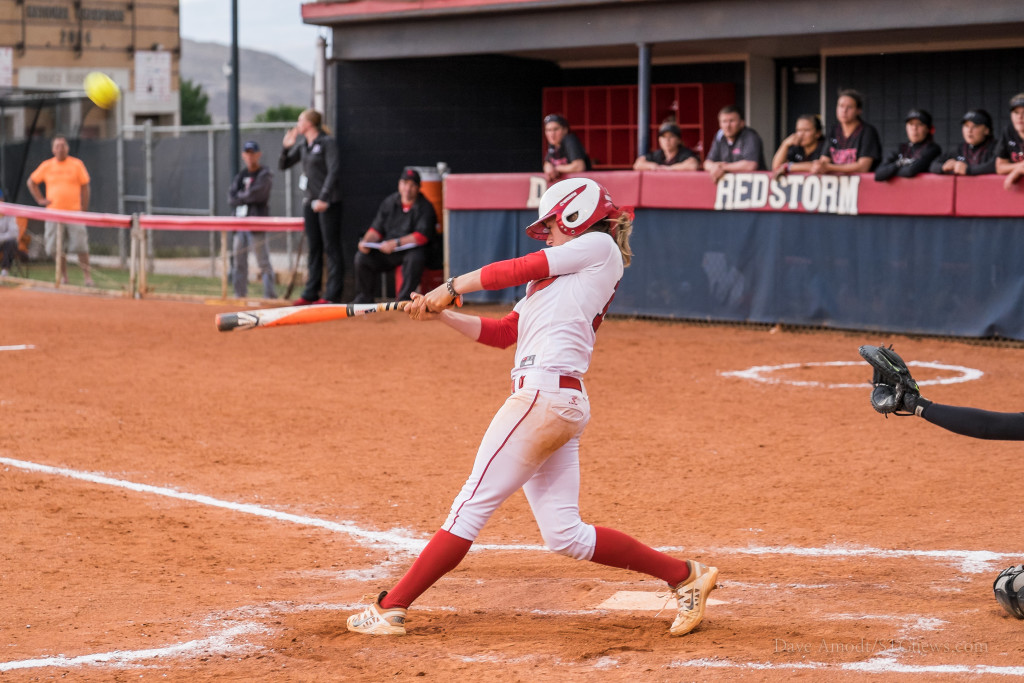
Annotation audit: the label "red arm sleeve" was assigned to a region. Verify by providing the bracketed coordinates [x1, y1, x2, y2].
[480, 251, 549, 290]
[476, 310, 520, 349]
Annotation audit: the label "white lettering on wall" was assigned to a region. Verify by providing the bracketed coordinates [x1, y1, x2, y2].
[714, 173, 859, 215]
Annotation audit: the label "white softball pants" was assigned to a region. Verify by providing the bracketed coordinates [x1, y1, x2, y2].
[443, 382, 596, 561]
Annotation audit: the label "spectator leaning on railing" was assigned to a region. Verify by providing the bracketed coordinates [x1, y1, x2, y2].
[995, 93, 1024, 190]
[771, 113, 826, 178]
[633, 121, 700, 171]
[929, 109, 997, 176]
[811, 89, 882, 175]
[874, 109, 942, 181]
[703, 105, 766, 183]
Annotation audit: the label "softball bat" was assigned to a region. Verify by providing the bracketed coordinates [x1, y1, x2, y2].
[216, 300, 409, 332]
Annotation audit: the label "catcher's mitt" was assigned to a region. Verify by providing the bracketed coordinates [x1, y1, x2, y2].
[858, 344, 921, 416]
[994, 565, 1024, 619]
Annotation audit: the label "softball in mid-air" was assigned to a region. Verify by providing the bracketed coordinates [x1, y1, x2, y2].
[84, 72, 120, 110]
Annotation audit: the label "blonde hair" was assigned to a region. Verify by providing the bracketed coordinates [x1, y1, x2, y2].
[591, 214, 633, 267]
[300, 108, 331, 135]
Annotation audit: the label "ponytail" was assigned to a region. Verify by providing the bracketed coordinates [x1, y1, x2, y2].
[592, 214, 633, 267]
[301, 108, 331, 135]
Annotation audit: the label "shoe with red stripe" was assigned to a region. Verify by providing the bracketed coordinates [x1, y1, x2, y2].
[670, 561, 718, 636]
[347, 591, 407, 636]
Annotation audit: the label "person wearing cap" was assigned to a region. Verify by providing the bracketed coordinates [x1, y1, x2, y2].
[279, 109, 344, 305]
[542, 114, 591, 182]
[703, 105, 766, 183]
[811, 89, 882, 175]
[874, 109, 942, 182]
[228, 140, 276, 299]
[632, 122, 700, 171]
[996, 93, 1024, 190]
[0, 188, 19, 277]
[928, 109, 997, 176]
[771, 113, 826, 178]
[352, 168, 439, 303]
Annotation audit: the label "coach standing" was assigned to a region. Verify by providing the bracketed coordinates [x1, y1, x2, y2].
[228, 140, 276, 300]
[27, 134, 94, 287]
[279, 109, 344, 305]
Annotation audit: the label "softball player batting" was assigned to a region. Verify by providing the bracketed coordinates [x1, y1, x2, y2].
[347, 178, 719, 637]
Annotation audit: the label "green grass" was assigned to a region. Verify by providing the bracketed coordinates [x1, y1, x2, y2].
[7, 264, 279, 299]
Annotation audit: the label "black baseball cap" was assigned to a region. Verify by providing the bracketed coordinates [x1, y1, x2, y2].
[904, 109, 932, 127]
[961, 109, 993, 128]
[400, 168, 421, 185]
[658, 122, 682, 137]
[1010, 93, 1024, 112]
[242, 140, 260, 152]
[543, 114, 569, 128]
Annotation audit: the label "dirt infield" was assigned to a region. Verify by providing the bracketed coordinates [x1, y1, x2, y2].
[3, 286, 1023, 681]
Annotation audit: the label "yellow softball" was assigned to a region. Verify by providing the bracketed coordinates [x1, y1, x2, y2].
[84, 72, 120, 110]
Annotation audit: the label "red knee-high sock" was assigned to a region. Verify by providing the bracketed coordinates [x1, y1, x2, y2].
[589, 526, 690, 586]
[380, 529, 473, 609]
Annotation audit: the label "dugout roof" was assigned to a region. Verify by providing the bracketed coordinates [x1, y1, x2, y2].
[302, 0, 1024, 64]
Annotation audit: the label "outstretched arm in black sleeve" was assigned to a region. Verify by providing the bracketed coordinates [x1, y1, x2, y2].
[918, 400, 1024, 440]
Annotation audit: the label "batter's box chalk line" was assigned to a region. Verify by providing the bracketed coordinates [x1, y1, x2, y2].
[0, 623, 267, 672]
[721, 359, 982, 388]
[3, 456, 1021, 572]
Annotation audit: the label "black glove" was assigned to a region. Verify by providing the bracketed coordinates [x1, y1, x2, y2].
[859, 344, 925, 416]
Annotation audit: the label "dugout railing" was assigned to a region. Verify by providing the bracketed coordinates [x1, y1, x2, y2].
[0, 201, 303, 301]
[444, 171, 1024, 341]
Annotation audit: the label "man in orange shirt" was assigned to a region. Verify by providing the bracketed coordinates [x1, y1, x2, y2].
[27, 134, 93, 286]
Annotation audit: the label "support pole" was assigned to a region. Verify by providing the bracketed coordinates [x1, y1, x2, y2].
[637, 43, 652, 160]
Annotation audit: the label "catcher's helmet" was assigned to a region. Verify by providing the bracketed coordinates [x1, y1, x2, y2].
[525, 178, 627, 241]
[993, 565, 1024, 619]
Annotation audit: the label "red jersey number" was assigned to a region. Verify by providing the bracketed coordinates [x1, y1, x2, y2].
[592, 281, 620, 332]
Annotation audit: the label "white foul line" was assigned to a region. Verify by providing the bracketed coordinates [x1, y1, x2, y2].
[0, 456, 428, 555]
[1, 457, 1019, 572]
[0, 344, 35, 352]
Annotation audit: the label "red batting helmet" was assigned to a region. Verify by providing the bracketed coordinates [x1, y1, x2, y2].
[525, 178, 629, 241]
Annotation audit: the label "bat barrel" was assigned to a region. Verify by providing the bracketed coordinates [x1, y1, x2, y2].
[216, 313, 239, 332]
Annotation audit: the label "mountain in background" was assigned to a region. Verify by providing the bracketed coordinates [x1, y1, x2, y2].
[180, 39, 313, 123]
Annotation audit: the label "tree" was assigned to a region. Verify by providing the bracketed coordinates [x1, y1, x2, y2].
[180, 78, 212, 125]
[253, 104, 305, 123]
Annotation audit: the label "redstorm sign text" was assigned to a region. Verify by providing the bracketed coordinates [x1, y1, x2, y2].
[714, 173, 861, 215]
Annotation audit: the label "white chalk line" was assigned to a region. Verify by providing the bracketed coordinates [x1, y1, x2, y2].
[3, 456, 1020, 574]
[670, 657, 1024, 676]
[0, 456, 428, 554]
[0, 596, 1007, 676]
[3, 456, 1022, 674]
[721, 359, 983, 389]
[0, 623, 266, 672]
[0, 344, 34, 352]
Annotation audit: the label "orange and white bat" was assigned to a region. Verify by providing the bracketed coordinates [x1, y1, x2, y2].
[216, 300, 409, 332]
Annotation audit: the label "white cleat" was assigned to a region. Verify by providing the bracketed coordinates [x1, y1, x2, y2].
[670, 561, 719, 636]
[347, 591, 408, 636]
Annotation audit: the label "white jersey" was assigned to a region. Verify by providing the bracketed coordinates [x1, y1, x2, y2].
[510, 231, 622, 382]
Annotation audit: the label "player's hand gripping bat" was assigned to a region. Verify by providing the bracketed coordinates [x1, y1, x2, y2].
[216, 301, 409, 332]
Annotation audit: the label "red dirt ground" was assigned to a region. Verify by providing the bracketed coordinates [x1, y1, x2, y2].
[2, 286, 1023, 681]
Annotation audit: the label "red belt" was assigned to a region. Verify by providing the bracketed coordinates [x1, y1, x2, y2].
[514, 375, 582, 392]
